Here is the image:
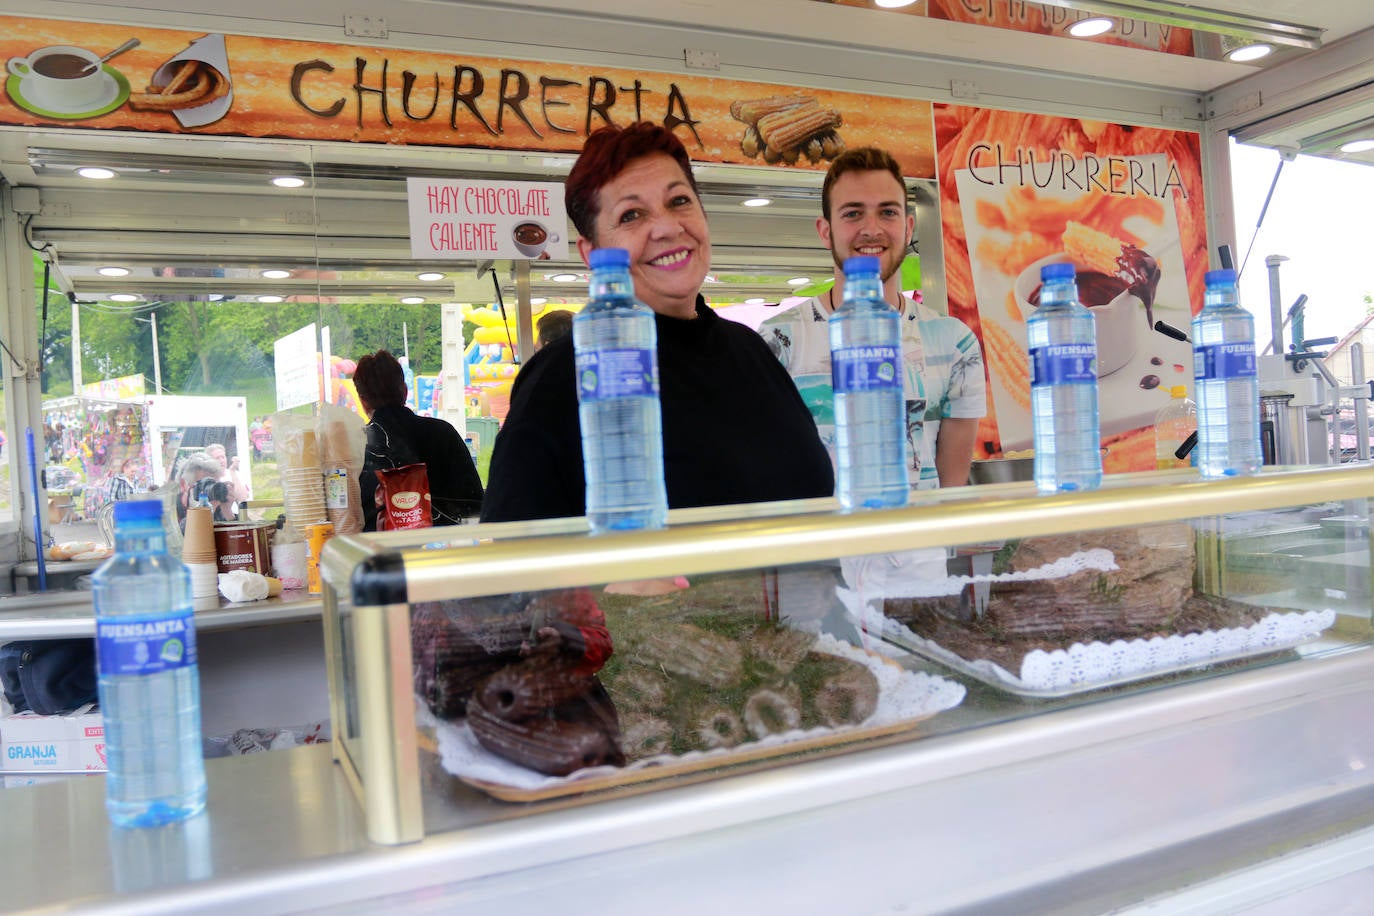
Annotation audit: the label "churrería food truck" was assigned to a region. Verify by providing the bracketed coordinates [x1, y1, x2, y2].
[1, 0, 1373, 911]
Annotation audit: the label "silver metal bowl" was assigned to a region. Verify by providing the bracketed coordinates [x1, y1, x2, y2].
[968, 457, 1035, 485]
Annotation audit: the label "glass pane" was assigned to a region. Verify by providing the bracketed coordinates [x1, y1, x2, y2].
[321, 475, 1374, 837]
[25, 133, 318, 555]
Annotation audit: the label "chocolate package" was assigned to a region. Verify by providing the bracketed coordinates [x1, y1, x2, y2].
[375, 463, 433, 530]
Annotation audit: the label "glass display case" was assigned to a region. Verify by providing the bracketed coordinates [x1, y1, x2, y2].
[319, 465, 1374, 845]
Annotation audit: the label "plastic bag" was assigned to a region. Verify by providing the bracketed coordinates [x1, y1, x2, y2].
[318, 403, 365, 535]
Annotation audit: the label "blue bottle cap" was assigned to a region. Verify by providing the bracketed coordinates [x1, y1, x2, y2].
[843, 255, 880, 276]
[1205, 268, 1237, 287]
[1041, 262, 1076, 282]
[588, 247, 630, 269]
[114, 499, 163, 524]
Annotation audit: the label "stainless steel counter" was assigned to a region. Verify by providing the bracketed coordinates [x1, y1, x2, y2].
[0, 588, 324, 641]
[1, 589, 332, 744]
[4, 644, 1374, 914]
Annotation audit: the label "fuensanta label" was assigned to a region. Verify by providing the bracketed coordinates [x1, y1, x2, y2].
[1194, 343, 1256, 381]
[832, 345, 901, 393]
[576, 348, 658, 401]
[96, 610, 198, 676]
[1030, 342, 1097, 386]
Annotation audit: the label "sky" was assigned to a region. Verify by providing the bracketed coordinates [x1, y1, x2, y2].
[1229, 142, 1374, 353]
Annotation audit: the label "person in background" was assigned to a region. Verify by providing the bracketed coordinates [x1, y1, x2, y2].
[481, 122, 833, 524]
[354, 349, 484, 530]
[109, 457, 139, 503]
[204, 439, 251, 508]
[177, 453, 223, 527]
[759, 147, 986, 489]
[534, 309, 574, 351]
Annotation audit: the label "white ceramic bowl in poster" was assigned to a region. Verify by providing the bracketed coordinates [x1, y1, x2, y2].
[1013, 253, 1140, 376]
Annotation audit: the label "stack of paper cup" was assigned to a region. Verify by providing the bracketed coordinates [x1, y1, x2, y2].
[282, 466, 328, 528]
[182, 506, 220, 598]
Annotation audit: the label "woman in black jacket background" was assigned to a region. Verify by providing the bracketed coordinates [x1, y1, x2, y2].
[354, 349, 483, 530]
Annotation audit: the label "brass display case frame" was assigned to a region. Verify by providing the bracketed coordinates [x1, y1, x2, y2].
[319, 466, 1374, 845]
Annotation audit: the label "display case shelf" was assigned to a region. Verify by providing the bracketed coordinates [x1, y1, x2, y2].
[320, 465, 1374, 845]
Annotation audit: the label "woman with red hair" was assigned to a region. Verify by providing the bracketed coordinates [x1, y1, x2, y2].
[482, 123, 832, 523]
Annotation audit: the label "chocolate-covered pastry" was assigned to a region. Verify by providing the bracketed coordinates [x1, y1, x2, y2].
[410, 599, 534, 718]
[467, 682, 625, 776]
[475, 655, 596, 722]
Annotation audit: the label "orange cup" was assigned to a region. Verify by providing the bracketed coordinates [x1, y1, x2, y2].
[304, 521, 335, 595]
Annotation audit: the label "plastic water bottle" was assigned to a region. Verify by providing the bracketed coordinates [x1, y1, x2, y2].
[93, 499, 206, 827]
[1192, 268, 1261, 477]
[574, 247, 667, 532]
[1154, 385, 1198, 469]
[829, 255, 909, 510]
[1028, 263, 1102, 493]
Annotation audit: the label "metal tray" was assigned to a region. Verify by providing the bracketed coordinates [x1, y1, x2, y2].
[879, 611, 1336, 700]
[426, 644, 966, 802]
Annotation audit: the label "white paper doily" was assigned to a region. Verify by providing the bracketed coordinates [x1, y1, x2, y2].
[882, 608, 1336, 697]
[426, 633, 966, 792]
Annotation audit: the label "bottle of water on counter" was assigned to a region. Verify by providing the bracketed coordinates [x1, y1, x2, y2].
[93, 499, 206, 828]
[829, 255, 909, 510]
[1192, 268, 1261, 478]
[574, 247, 667, 532]
[1028, 262, 1102, 493]
[1154, 385, 1197, 470]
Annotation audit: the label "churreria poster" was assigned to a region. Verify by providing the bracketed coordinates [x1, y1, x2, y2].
[934, 105, 1208, 471]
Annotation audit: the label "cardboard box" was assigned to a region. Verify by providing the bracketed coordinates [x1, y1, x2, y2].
[0, 705, 106, 773]
[2, 773, 71, 788]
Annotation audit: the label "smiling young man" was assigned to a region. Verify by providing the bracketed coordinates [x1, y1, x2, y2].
[760, 147, 986, 489]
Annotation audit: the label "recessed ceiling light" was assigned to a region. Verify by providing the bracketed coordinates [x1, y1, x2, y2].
[77, 167, 116, 180]
[744, 297, 767, 305]
[1069, 17, 1114, 37]
[550, 273, 580, 283]
[530, 297, 547, 305]
[401, 296, 425, 304]
[1226, 43, 1273, 62]
[742, 198, 772, 207]
[258, 295, 284, 303]
[416, 271, 446, 281]
[874, 0, 917, 7]
[271, 176, 306, 188]
[260, 269, 292, 279]
[1339, 139, 1374, 154]
[97, 266, 130, 277]
[787, 277, 811, 287]
[109, 294, 138, 302]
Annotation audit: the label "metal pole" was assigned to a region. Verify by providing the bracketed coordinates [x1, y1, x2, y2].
[513, 260, 534, 365]
[70, 298, 82, 393]
[1264, 254, 1288, 358]
[151, 312, 163, 394]
[1354, 343, 1370, 463]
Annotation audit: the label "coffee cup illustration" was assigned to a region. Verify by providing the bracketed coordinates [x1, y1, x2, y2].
[511, 220, 560, 259]
[7, 45, 110, 113]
